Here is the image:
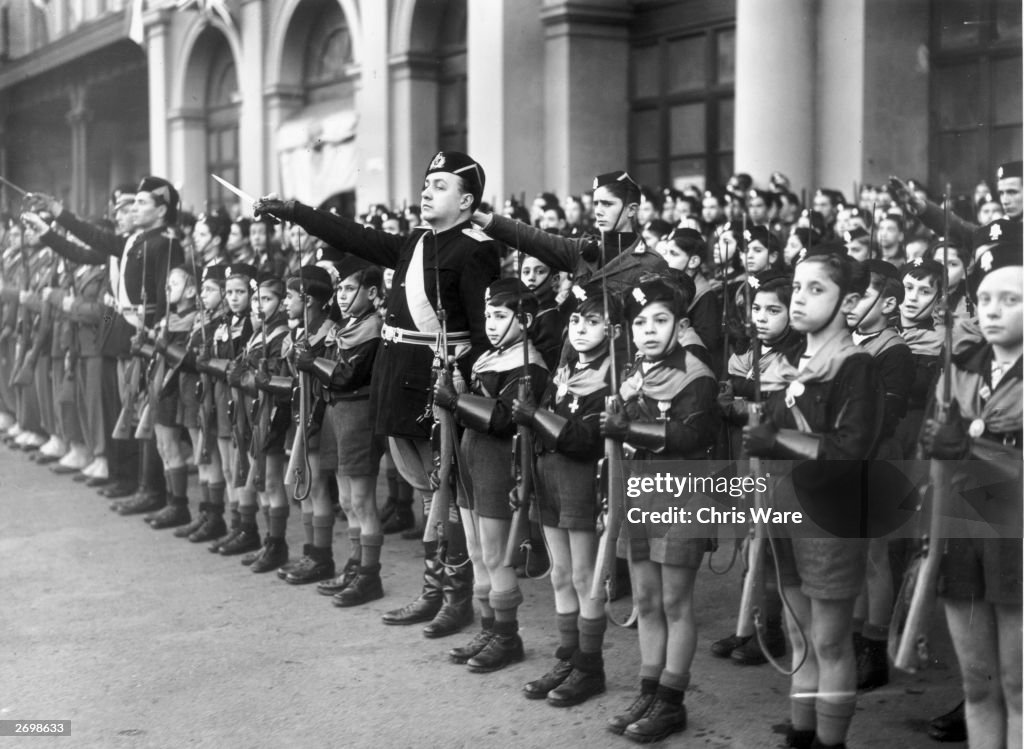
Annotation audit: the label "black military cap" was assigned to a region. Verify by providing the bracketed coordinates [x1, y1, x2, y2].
[996, 161, 1023, 180]
[334, 254, 374, 283]
[901, 256, 945, 281]
[202, 264, 229, 285]
[137, 176, 179, 224]
[624, 276, 687, 321]
[485, 277, 539, 316]
[863, 259, 899, 280]
[843, 227, 870, 244]
[570, 281, 624, 325]
[315, 245, 346, 264]
[257, 271, 285, 298]
[425, 151, 486, 211]
[744, 225, 781, 254]
[644, 218, 674, 239]
[799, 239, 848, 260]
[750, 268, 792, 291]
[973, 218, 1022, 252]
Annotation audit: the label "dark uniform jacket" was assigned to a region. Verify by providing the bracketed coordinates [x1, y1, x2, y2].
[290, 203, 499, 439]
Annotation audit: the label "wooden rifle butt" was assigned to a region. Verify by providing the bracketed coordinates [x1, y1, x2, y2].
[133, 400, 154, 440]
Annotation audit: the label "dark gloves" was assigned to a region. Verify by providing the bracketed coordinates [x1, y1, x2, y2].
[195, 352, 211, 375]
[511, 398, 536, 426]
[742, 419, 779, 456]
[252, 198, 296, 223]
[293, 347, 316, 373]
[153, 333, 169, 354]
[433, 380, 459, 411]
[600, 410, 629, 438]
[226, 361, 245, 387]
[921, 417, 969, 460]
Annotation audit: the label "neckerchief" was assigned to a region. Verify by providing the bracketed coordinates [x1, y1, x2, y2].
[471, 338, 547, 380]
[688, 273, 712, 311]
[244, 312, 289, 355]
[553, 355, 611, 404]
[945, 344, 1023, 436]
[899, 324, 943, 356]
[727, 344, 792, 393]
[775, 329, 863, 428]
[327, 311, 382, 350]
[620, 346, 714, 404]
[853, 327, 906, 358]
[678, 325, 706, 350]
[166, 308, 197, 334]
[281, 316, 334, 359]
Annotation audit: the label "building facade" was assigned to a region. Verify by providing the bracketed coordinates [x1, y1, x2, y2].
[0, 0, 1020, 219]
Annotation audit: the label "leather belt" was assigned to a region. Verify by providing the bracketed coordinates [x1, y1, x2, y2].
[381, 324, 470, 347]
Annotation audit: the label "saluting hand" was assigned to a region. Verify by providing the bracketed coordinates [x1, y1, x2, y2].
[19, 212, 49, 236]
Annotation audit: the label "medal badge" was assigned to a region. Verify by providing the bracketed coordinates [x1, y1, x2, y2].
[784, 380, 805, 409]
[968, 418, 986, 439]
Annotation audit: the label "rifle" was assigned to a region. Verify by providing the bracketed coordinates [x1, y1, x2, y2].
[8, 239, 31, 389]
[138, 237, 174, 440]
[590, 229, 626, 607]
[248, 298, 271, 492]
[229, 362, 252, 488]
[287, 284, 312, 501]
[192, 253, 213, 465]
[114, 234, 149, 439]
[11, 252, 53, 387]
[423, 230, 461, 558]
[504, 226, 538, 569]
[890, 186, 954, 673]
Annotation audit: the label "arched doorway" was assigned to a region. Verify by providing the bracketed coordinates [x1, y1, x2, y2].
[205, 41, 240, 210]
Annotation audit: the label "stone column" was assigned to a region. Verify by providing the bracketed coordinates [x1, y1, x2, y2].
[734, 0, 815, 193]
[167, 107, 206, 214]
[263, 84, 304, 197]
[388, 52, 438, 207]
[238, 0, 266, 197]
[467, 0, 546, 205]
[66, 85, 91, 215]
[353, 0, 389, 213]
[539, 0, 631, 199]
[143, 8, 173, 176]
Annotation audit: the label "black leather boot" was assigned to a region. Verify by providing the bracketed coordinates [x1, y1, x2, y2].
[317, 558, 360, 596]
[522, 658, 573, 699]
[251, 537, 289, 574]
[732, 618, 786, 666]
[278, 544, 312, 580]
[927, 701, 966, 743]
[148, 502, 191, 530]
[207, 526, 240, 553]
[547, 651, 605, 707]
[332, 564, 384, 607]
[423, 557, 473, 638]
[381, 544, 443, 625]
[189, 511, 227, 544]
[115, 490, 166, 516]
[710, 633, 751, 658]
[285, 546, 335, 585]
[220, 525, 262, 556]
[608, 692, 657, 735]
[622, 697, 687, 743]
[855, 635, 889, 691]
[449, 627, 494, 664]
[466, 624, 524, 673]
[175, 503, 208, 538]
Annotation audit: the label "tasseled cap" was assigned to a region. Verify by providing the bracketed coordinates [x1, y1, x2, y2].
[137, 176, 179, 225]
[973, 217, 1022, 253]
[624, 275, 687, 321]
[257, 271, 285, 298]
[484, 277, 539, 316]
[569, 281, 623, 325]
[202, 264, 229, 285]
[424, 151, 486, 211]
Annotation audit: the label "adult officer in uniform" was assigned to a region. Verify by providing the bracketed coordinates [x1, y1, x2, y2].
[256, 151, 499, 638]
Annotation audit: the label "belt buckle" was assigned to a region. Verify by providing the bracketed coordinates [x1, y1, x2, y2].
[382, 326, 397, 343]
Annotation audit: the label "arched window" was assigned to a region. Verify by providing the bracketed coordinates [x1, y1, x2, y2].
[303, 1, 355, 106]
[206, 44, 239, 208]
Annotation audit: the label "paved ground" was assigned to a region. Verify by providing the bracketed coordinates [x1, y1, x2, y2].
[0, 446, 963, 749]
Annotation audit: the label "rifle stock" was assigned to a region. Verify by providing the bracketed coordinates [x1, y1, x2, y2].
[230, 386, 251, 488]
[424, 409, 455, 546]
[590, 395, 624, 601]
[735, 403, 765, 638]
[112, 356, 142, 440]
[503, 377, 535, 567]
[133, 397, 154, 440]
[289, 372, 311, 500]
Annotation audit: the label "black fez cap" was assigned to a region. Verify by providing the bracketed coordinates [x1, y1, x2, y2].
[863, 259, 900, 280]
[644, 219, 674, 239]
[996, 161, 1023, 180]
[799, 239, 848, 261]
[425, 151, 486, 211]
[901, 256, 945, 279]
[843, 227, 870, 243]
[226, 263, 258, 292]
[257, 271, 285, 298]
[137, 176, 179, 225]
[744, 225, 780, 253]
[624, 276, 686, 321]
[202, 264, 229, 285]
[975, 242, 1023, 276]
[315, 245, 346, 264]
[973, 218, 1023, 252]
[569, 281, 624, 325]
[485, 278, 539, 316]
[288, 264, 334, 299]
[750, 268, 792, 291]
[334, 254, 373, 282]
[593, 170, 639, 192]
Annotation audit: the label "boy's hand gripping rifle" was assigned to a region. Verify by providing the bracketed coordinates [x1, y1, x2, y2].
[248, 301, 271, 492]
[590, 230, 627, 610]
[890, 188, 954, 673]
[286, 288, 313, 501]
[504, 229, 539, 570]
